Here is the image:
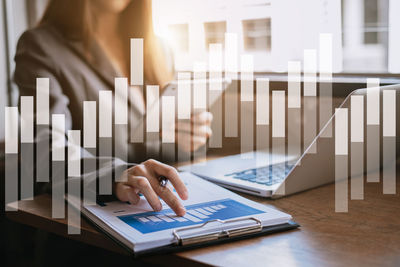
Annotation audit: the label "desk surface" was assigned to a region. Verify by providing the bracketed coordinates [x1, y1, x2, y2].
[6, 168, 400, 266]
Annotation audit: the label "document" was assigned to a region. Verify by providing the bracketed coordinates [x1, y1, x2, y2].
[72, 172, 292, 253]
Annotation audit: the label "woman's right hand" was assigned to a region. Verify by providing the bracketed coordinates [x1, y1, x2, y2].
[114, 159, 188, 216]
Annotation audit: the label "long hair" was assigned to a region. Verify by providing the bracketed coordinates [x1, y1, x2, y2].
[40, 0, 173, 87]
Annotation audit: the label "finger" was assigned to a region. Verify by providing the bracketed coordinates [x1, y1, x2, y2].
[126, 175, 162, 212]
[143, 159, 188, 200]
[176, 122, 212, 137]
[191, 135, 207, 151]
[192, 111, 213, 125]
[155, 186, 186, 216]
[115, 183, 140, 204]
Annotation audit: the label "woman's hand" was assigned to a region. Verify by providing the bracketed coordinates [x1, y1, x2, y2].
[176, 111, 213, 152]
[115, 159, 188, 216]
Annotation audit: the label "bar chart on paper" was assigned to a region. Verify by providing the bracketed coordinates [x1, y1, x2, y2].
[118, 199, 264, 234]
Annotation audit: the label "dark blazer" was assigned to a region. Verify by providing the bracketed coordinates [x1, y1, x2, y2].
[13, 23, 158, 198]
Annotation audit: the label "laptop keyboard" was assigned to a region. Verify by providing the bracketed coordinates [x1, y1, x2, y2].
[225, 163, 294, 186]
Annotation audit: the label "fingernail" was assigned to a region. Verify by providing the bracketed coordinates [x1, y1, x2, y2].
[155, 203, 162, 212]
[178, 206, 186, 216]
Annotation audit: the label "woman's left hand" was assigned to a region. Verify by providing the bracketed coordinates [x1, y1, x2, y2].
[175, 111, 213, 152]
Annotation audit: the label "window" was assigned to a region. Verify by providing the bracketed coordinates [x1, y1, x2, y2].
[242, 18, 271, 52]
[204, 21, 226, 50]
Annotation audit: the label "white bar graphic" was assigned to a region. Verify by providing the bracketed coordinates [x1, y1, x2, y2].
[167, 213, 188, 222]
[288, 61, 301, 108]
[351, 96, 364, 142]
[178, 72, 191, 119]
[130, 38, 143, 85]
[158, 215, 174, 222]
[272, 91, 285, 138]
[382, 90, 396, 194]
[225, 33, 238, 137]
[20, 96, 34, 143]
[52, 114, 65, 161]
[36, 78, 50, 182]
[211, 205, 221, 210]
[225, 33, 238, 79]
[217, 204, 226, 209]
[52, 114, 65, 218]
[335, 108, 348, 213]
[162, 96, 175, 143]
[304, 49, 317, 153]
[204, 207, 216, 213]
[67, 130, 81, 234]
[36, 78, 49, 125]
[350, 96, 364, 200]
[196, 208, 212, 216]
[209, 44, 223, 91]
[187, 209, 208, 219]
[241, 55, 254, 157]
[5, 107, 19, 211]
[288, 61, 301, 160]
[366, 78, 380, 182]
[241, 55, 254, 102]
[256, 78, 269, 125]
[20, 97, 34, 200]
[115, 78, 128, 124]
[304, 49, 317, 96]
[83, 101, 96, 148]
[5, 107, 18, 154]
[209, 44, 223, 148]
[138, 217, 150, 223]
[183, 213, 202, 222]
[193, 62, 207, 110]
[147, 216, 162, 222]
[146, 85, 160, 132]
[319, 34, 333, 137]
[99, 91, 112, 138]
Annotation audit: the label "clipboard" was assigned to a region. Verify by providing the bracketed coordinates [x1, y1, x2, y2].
[88, 214, 299, 258]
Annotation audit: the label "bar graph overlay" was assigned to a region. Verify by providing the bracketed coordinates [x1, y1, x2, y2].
[240, 54, 254, 158]
[118, 198, 264, 234]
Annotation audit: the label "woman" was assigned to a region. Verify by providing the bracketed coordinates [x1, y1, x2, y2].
[14, 0, 213, 216]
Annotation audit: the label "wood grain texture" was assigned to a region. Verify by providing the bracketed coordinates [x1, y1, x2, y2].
[6, 172, 399, 266]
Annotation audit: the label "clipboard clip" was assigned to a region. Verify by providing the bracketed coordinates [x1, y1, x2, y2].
[172, 217, 262, 246]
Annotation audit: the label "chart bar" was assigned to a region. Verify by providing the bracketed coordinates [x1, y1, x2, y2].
[209, 43, 223, 148]
[366, 78, 380, 182]
[20, 96, 34, 200]
[319, 33, 333, 137]
[193, 62, 207, 164]
[115, 78, 128, 182]
[67, 130, 81, 234]
[146, 85, 160, 159]
[36, 78, 50, 182]
[225, 33, 238, 137]
[177, 72, 192, 162]
[256, 78, 270, 167]
[335, 108, 348, 212]
[162, 96, 175, 162]
[350, 95, 364, 200]
[272, 91, 286, 195]
[303, 49, 317, 153]
[287, 61, 301, 161]
[382, 90, 396, 194]
[52, 114, 65, 218]
[240, 55, 254, 158]
[99, 91, 112, 195]
[130, 86, 144, 143]
[83, 101, 97, 205]
[130, 38, 143, 86]
[5, 107, 19, 211]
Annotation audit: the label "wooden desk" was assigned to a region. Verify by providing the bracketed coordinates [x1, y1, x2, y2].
[6, 168, 400, 266]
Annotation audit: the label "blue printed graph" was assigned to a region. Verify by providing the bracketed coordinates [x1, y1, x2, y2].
[118, 198, 265, 234]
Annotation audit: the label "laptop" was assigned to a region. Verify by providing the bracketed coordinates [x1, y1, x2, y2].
[180, 84, 400, 198]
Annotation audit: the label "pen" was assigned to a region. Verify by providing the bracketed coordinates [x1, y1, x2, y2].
[158, 175, 168, 187]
